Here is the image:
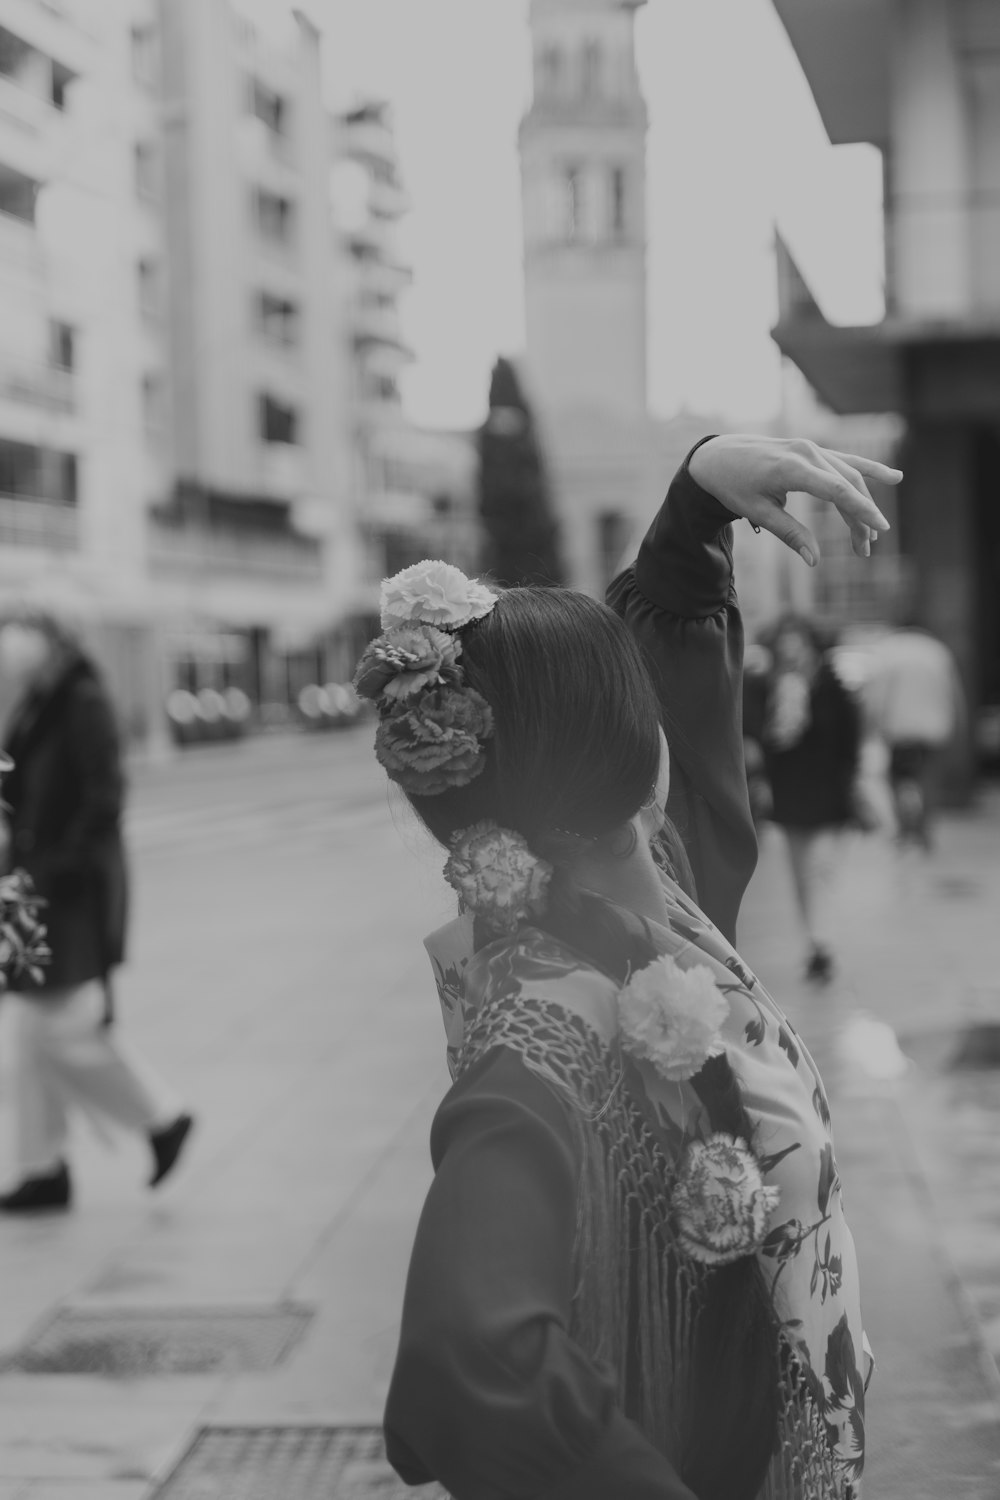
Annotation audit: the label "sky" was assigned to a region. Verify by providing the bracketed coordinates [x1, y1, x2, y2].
[270, 0, 886, 430]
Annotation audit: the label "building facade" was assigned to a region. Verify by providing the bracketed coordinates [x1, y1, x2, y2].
[0, 0, 363, 747]
[771, 0, 1000, 759]
[0, 0, 172, 737]
[334, 99, 479, 628]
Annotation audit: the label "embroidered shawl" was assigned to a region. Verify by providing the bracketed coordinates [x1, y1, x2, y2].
[425, 876, 872, 1499]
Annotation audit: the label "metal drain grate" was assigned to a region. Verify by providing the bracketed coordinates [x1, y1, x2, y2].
[152, 1427, 448, 1499]
[1, 1306, 312, 1377]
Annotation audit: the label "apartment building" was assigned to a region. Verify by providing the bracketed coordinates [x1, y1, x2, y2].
[0, 0, 173, 736]
[154, 0, 356, 712]
[335, 100, 478, 625]
[0, 0, 360, 742]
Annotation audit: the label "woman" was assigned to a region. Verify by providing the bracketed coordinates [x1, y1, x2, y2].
[359, 436, 897, 1499]
[752, 614, 861, 984]
[0, 611, 194, 1213]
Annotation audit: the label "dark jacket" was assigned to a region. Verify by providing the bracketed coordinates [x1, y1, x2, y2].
[757, 661, 860, 830]
[2, 651, 127, 993]
[608, 448, 757, 944]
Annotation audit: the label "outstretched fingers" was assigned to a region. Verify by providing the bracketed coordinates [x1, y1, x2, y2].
[826, 450, 903, 486]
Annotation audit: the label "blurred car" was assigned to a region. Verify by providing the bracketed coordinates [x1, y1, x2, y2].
[295, 682, 368, 731]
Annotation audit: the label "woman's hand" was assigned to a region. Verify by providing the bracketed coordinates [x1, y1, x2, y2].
[688, 435, 902, 566]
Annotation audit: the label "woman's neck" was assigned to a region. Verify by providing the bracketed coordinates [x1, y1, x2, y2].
[575, 828, 670, 931]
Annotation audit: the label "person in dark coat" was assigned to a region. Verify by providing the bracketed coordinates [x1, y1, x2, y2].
[0, 610, 194, 1213]
[751, 612, 861, 983]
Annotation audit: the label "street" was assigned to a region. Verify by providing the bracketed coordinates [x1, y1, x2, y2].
[0, 729, 998, 1497]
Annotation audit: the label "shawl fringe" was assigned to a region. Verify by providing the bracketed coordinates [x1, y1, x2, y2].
[460, 996, 857, 1500]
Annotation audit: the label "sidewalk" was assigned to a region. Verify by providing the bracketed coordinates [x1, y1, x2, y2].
[0, 779, 998, 1496]
[740, 794, 1000, 1496]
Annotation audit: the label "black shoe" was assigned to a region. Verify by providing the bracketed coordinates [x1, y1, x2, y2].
[0, 1162, 72, 1214]
[805, 947, 835, 985]
[149, 1113, 194, 1189]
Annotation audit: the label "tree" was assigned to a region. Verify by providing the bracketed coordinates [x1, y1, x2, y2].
[477, 358, 565, 587]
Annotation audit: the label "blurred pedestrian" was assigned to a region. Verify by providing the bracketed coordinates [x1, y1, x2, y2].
[863, 616, 964, 851]
[757, 613, 861, 984]
[0, 610, 194, 1214]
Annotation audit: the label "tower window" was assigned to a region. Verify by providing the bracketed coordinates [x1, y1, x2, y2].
[610, 166, 627, 238]
[564, 166, 582, 241]
[540, 44, 562, 93]
[582, 40, 602, 97]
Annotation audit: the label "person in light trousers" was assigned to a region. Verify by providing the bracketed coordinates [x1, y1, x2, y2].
[0, 610, 194, 1213]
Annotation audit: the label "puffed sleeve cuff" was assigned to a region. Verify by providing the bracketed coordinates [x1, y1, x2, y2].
[634, 437, 739, 618]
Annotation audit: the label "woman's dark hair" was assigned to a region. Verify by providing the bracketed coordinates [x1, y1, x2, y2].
[406, 586, 779, 1499]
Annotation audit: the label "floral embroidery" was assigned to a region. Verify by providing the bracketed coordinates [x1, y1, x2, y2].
[618, 955, 728, 1082]
[425, 882, 872, 1487]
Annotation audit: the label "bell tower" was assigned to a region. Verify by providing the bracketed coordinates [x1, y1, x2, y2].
[519, 0, 648, 421]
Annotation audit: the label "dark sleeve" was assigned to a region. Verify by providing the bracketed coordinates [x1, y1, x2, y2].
[607, 443, 757, 944]
[383, 1047, 698, 1500]
[43, 685, 124, 877]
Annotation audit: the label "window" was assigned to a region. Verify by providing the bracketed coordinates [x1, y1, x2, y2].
[0, 166, 38, 224]
[0, 25, 30, 82]
[253, 188, 294, 246]
[134, 141, 156, 200]
[48, 321, 74, 371]
[51, 62, 73, 110]
[0, 438, 76, 504]
[610, 165, 627, 238]
[582, 39, 602, 97]
[540, 44, 561, 93]
[564, 166, 582, 241]
[258, 393, 298, 445]
[138, 259, 158, 317]
[256, 292, 298, 347]
[142, 373, 164, 436]
[131, 24, 158, 89]
[250, 78, 287, 139]
[367, 373, 399, 403]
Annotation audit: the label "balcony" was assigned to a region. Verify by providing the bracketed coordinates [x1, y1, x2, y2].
[351, 299, 409, 353]
[368, 175, 409, 221]
[0, 492, 77, 549]
[0, 357, 73, 413]
[147, 514, 323, 582]
[342, 110, 396, 172]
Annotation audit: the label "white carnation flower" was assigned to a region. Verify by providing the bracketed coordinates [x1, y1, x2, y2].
[618, 955, 729, 1082]
[380, 560, 498, 631]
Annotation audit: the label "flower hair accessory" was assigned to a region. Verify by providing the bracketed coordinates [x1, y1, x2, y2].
[354, 562, 500, 797]
[444, 821, 553, 934]
[618, 955, 729, 1083]
[380, 560, 498, 632]
[671, 1133, 781, 1265]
